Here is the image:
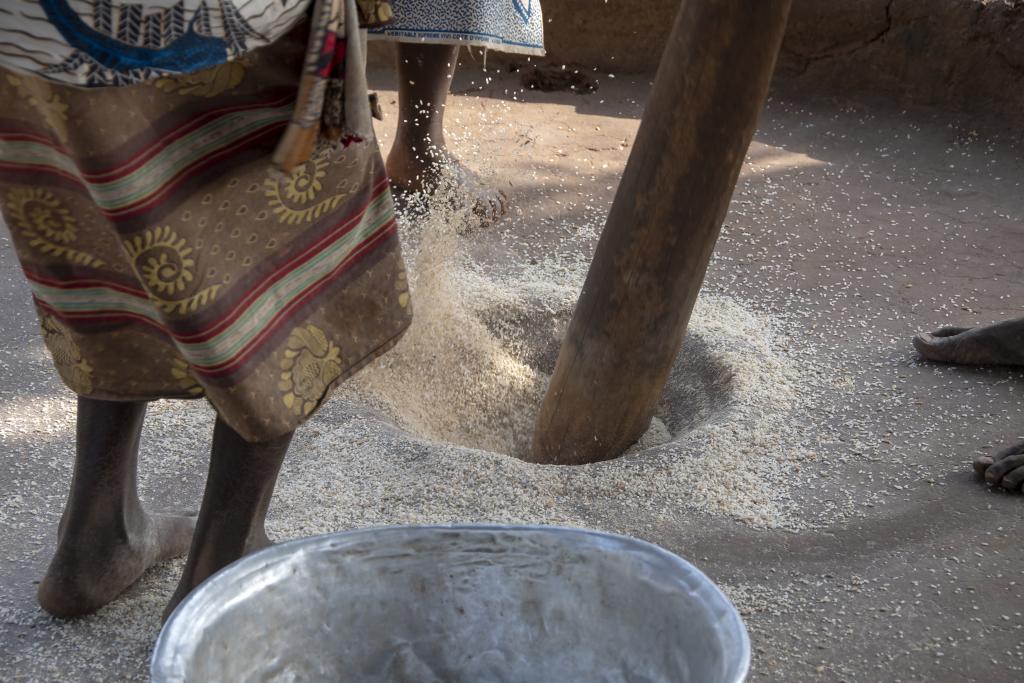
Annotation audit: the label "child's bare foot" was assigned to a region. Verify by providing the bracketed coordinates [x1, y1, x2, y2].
[913, 319, 1024, 493]
[38, 509, 195, 618]
[387, 42, 509, 224]
[973, 441, 1024, 492]
[913, 318, 1024, 366]
[387, 146, 508, 223]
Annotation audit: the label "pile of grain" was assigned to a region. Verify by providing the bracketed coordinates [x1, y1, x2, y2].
[289, 163, 821, 531]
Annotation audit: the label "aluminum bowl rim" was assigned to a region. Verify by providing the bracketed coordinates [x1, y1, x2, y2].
[152, 523, 750, 683]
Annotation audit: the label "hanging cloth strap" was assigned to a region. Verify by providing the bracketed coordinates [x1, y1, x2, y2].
[273, 0, 393, 172]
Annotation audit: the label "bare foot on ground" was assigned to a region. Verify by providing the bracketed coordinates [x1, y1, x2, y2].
[38, 511, 195, 618]
[913, 318, 1024, 366]
[387, 147, 508, 223]
[974, 441, 1024, 492]
[914, 317, 1024, 494]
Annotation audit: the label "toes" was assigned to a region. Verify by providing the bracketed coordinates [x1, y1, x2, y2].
[981, 441, 1024, 489]
[488, 191, 509, 220]
[983, 453, 1024, 487]
[973, 455, 994, 477]
[912, 331, 961, 362]
[470, 192, 509, 224]
[1000, 465, 1024, 492]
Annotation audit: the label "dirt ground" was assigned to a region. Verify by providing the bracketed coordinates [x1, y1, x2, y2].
[1, 61, 1023, 681]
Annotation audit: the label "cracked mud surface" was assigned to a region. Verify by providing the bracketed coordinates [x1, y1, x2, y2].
[541, 0, 1024, 129]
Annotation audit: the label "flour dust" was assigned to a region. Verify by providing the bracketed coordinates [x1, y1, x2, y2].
[319, 161, 824, 529]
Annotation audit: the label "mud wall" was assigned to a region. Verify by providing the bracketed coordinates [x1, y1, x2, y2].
[538, 0, 1024, 122]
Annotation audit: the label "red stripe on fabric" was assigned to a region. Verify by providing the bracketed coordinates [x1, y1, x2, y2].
[172, 176, 391, 344]
[0, 132, 74, 157]
[24, 269, 149, 298]
[0, 121, 286, 215]
[82, 94, 297, 182]
[34, 299, 169, 335]
[330, 40, 348, 72]
[0, 94, 294, 183]
[195, 220, 398, 376]
[318, 32, 337, 78]
[0, 161, 80, 185]
[33, 220, 399, 378]
[102, 122, 288, 219]
[1, 94, 292, 183]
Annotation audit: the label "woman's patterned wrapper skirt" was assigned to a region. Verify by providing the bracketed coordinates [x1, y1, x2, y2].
[0, 26, 412, 442]
[369, 0, 545, 56]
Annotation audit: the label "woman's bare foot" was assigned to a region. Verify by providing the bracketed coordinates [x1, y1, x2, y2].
[37, 398, 196, 618]
[913, 317, 1024, 366]
[38, 509, 195, 618]
[974, 441, 1024, 492]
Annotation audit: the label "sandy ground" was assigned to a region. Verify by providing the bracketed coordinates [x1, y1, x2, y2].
[1, 62, 1023, 681]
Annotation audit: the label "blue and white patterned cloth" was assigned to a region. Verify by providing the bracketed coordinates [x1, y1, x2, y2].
[370, 0, 544, 55]
[0, 0, 310, 86]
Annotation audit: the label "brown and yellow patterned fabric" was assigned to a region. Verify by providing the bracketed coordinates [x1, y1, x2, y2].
[0, 24, 411, 442]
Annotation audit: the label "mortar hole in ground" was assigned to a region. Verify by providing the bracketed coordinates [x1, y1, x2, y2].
[350, 297, 737, 462]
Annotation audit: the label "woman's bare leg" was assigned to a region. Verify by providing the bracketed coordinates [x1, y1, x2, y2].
[163, 416, 292, 619]
[37, 397, 195, 618]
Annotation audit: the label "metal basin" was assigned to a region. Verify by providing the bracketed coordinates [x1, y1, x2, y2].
[152, 525, 750, 682]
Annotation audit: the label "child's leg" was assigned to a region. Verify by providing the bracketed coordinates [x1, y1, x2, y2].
[386, 43, 507, 219]
[388, 42, 459, 185]
[37, 397, 196, 618]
